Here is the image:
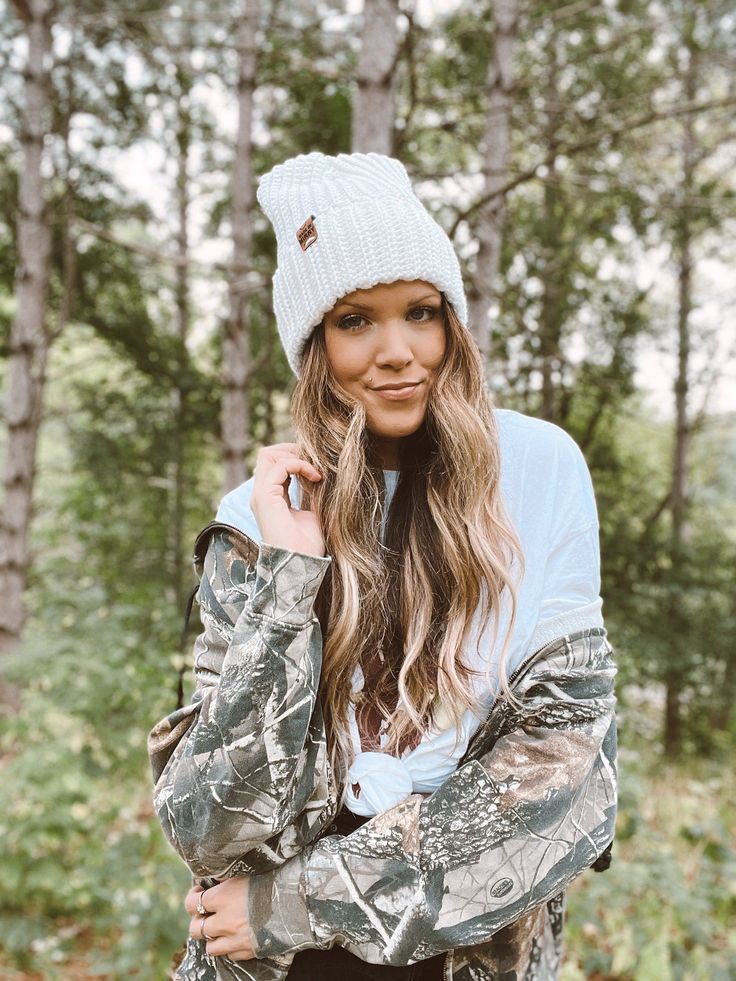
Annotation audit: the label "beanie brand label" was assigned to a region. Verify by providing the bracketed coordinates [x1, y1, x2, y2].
[297, 215, 318, 251]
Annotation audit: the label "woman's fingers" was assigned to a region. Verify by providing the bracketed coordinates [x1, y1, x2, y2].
[255, 446, 322, 487]
[204, 938, 256, 960]
[184, 886, 201, 917]
[188, 914, 211, 941]
[251, 450, 320, 515]
[226, 949, 256, 961]
[184, 884, 208, 917]
[183, 878, 256, 961]
[254, 443, 320, 473]
[250, 444, 326, 555]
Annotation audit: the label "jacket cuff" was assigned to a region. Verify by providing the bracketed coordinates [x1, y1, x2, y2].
[248, 542, 332, 627]
[248, 851, 316, 957]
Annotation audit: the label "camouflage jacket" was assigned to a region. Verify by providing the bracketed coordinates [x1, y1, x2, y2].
[148, 521, 617, 981]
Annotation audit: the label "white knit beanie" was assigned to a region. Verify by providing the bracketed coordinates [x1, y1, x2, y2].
[256, 151, 468, 378]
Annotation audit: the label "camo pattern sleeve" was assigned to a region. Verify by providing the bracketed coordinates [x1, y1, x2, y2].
[147, 531, 335, 882]
[246, 628, 617, 971]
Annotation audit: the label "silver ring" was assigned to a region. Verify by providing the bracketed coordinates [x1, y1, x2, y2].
[196, 895, 208, 916]
[199, 915, 208, 941]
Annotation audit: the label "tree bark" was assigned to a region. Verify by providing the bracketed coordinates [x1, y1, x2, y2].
[222, 0, 260, 494]
[467, 0, 518, 364]
[538, 35, 562, 423]
[171, 57, 192, 610]
[0, 0, 55, 663]
[352, 0, 399, 155]
[663, 37, 696, 759]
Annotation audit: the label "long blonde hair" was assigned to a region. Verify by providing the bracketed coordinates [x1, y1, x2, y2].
[292, 295, 523, 805]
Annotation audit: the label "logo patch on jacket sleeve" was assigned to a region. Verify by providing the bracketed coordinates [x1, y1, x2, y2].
[297, 215, 318, 251]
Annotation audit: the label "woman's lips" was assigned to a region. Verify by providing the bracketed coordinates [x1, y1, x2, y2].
[372, 383, 421, 401]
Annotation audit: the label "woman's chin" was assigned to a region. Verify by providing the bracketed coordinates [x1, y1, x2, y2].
[366, 408, 427, 439]
[367, 424, 423, 446]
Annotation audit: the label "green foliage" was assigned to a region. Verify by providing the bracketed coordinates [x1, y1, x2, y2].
[592, 407, 736, 751]
[30, 325, 218, 612]
[0, 323, 207, 976]
[562, 748, 736, 980]
[0, 608, 190, 978]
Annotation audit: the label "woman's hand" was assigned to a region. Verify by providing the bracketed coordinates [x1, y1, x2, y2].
[185, 878, 257, 961]
[250, 442, 326, 557]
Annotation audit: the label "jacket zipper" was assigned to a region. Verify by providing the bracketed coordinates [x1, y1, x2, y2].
[443, 953, 452, 981]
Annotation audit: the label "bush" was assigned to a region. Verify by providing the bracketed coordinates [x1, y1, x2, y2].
[0, 604, 191, 979]
[562, 747, 736, 980]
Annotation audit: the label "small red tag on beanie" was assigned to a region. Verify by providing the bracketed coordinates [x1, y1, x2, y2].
[296, 215, 318, 251]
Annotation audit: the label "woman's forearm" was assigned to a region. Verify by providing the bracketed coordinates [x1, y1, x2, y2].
[149, 533, 333, 879]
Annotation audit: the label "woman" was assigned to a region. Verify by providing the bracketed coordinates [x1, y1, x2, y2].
[148, 152, 617, 981]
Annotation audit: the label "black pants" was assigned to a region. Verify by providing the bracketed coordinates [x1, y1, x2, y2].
[287, 945, 446, 980]
[286, 809, 446, 981]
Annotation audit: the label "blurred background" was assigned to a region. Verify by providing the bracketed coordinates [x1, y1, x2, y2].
[0, 0, 734, 977]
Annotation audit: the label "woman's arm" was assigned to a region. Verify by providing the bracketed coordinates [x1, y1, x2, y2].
[147, 527, 334, 880]
[245, 626, 617, 966]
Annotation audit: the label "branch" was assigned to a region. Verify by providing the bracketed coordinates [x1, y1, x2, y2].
[9, 0, 32, 24]
[449, 95, 736, 237]
[526, 0, 605, 24]
[72, 216, 267, 294]
[73, 216, 196, 268]
[640, 490, 672, 541]
[690, 335, 736, 435]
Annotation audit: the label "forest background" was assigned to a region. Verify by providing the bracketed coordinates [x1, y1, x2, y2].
[0, 0, 734, 978]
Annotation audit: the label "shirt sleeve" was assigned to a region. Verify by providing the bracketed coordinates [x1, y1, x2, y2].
[528, 429, 604, 651]
[147, 529, 334, 880]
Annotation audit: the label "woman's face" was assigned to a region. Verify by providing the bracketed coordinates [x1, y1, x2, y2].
[323, 279, 446, 470]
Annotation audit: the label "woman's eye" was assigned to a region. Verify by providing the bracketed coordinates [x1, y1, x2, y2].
[337, 314, 367, 331]
[408, 306, 438, 322]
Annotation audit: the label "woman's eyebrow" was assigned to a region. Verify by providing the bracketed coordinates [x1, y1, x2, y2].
[334, 293, 440, 311]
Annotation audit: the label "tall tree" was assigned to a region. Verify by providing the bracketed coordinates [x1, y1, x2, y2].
[170, 51, 193, 609]
[537, 27, 562, 422]
[0, 0, 55, 659]
[352, 0, 400, 154]
[222, 0, 260, 492]
[467, 0, 518, 363]
[664, 14, 703, 756]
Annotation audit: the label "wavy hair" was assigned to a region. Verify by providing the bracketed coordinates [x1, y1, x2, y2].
[291, 295, 523, 807]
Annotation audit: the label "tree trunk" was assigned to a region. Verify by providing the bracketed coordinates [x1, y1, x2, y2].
[0, 0, 55, 664]
[711, 646, 736, 732]
[171, 59, 191, 610]
[263, 322, 276, 446]
[467, 0, 518, 364]
[222, 0, 260, 494]
[538, 36, 562, 423]
[663, 39, 696, 759]
[352, 0, 399, 155]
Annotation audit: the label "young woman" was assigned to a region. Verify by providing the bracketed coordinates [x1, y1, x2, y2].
[148, 152, 617, 981]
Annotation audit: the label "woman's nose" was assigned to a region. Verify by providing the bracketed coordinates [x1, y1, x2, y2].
[374, 320, 414, 366]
